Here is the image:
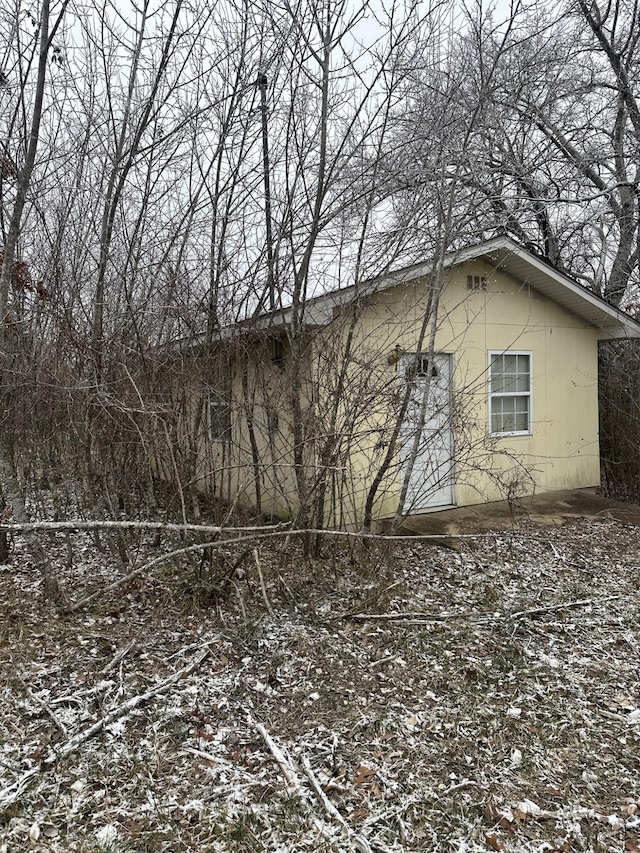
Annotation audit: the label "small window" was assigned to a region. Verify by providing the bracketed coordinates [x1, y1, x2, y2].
[467, 274, 487, 291]
[208, 391, 231, 441]
[489, 352, 531, 435]
[208, 363, 231, 442]
[408, 355, 439, 380]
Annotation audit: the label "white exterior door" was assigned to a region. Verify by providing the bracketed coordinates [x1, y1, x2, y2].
[399, 353, 454, 512]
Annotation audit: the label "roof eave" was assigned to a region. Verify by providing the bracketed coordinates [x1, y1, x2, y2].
[481, 239, 640, 341]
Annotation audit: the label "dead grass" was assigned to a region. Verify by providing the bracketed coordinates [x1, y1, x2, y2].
[0, 518, 639, 852]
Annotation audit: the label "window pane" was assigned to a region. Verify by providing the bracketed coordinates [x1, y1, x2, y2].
[503, 371, 518, 393]
[513, 407, 529, 432]
[209, 395, 231, 439]
[491, 354, 530, 393]
[490, 396, 503, 432]
[503, 396, 517, 432]
[515, 354, 530, 391]
[502, 354, 516, 373]
[490, 394, 529, 433]
[490, 355, 506, 392]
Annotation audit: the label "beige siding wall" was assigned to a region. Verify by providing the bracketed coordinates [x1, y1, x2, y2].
[318, 260, 600, 524]
[198, 336, 314, 521]
[195, 261, 601, 527]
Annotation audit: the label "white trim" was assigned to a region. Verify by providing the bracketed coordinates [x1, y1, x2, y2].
[177, 237, 640, 349]
[488, 350, 533, 436]
[257, 237, 640, 340]
[398, 351, 455, 510]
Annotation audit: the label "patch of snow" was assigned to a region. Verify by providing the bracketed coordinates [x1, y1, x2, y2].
[94, 824, 118, 848]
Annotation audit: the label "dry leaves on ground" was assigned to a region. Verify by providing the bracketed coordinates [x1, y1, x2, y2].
[0, 517, 639, 851]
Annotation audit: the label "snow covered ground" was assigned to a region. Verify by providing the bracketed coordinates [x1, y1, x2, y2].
[0, 518, 639, 852]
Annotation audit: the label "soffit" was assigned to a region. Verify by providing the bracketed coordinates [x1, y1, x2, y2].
[211, 237, 640, 341]
[476, 241, 640, 341]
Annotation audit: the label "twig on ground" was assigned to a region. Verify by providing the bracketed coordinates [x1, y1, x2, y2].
[507, 595, 621, 621]
[345, 610, 467, 623]
[248, 713, 384, 853]
[64, 538, 244, 614]
[253, 548, 275, 619]
[101, 639, 138, 676]
[15, 674, 69, 737]
[344, 595, 623, 627]
[445, 778, 482, 794]
[549, 542, 563, 561]
[248, 713, 304, 796]
[0, 643, 213, 812]
[2, 520, 288, 536]
[300, 753, 351, 832]
[369, 653, 402, 669]
[182, 747, 260, 783]
[64, 530, 310, 614]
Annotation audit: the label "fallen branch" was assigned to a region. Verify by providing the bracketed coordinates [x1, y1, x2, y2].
[248, 714, 386, 853]
[182, 746, 261, 784]
[249, 714, 306, 797]
[63, 532, 290, 614]
[100, 640, 138, 676]
[19, 680, 69, 737]
[300, 754, 351, 832]
[0, 643, 213, 812]
[1, 519, 288, 536]
[345, 596, 623, 627]
[67, 527, 378, 614]
[346, 610, 467, 622]
[69, 523, 429, 614]
[2, 518, 512, 542]
[507, 595, 621, 621]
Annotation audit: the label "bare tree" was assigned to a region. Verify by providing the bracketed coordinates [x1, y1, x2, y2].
[449, 0, 640, 305]
[0, 0, 71, 599]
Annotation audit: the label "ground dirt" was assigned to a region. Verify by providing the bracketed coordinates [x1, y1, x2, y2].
[0, 514, 639, 852]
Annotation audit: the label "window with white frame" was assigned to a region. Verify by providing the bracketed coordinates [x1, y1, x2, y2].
[489, 352, 532, 434]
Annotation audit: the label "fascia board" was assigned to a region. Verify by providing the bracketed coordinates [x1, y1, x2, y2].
[200, 236, 640, 341]
[485, 240, 640, 340]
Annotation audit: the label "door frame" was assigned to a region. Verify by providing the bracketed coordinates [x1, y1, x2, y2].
[398, 351, 456, 513]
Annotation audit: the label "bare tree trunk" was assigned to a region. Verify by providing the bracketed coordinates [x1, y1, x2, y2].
[0, 0, 69, 602]
[391, 247, 446, 531]
[89, 0, 184, 378]
[0, 443, 63, 600]
[241, 354, 262, 514]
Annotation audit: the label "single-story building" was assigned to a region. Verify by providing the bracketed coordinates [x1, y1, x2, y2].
[180, 236, 640, 530]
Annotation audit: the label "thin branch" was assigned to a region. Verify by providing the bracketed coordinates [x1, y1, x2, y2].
[1, 519, 517, 541]
[507, 595, 621, 621]
[248, 714, 379, 853]
[346, 610, 470, 622]
[253, 548, 275, 618]
[0, 520, 289, 535]
[344, 596, 623, 625]
[0, 643, 213, 811]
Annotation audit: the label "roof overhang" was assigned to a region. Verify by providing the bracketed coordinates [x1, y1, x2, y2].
[182, 236, 640, 344]
[281, 235, 640, 341]
[466, 237, 640, 341]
